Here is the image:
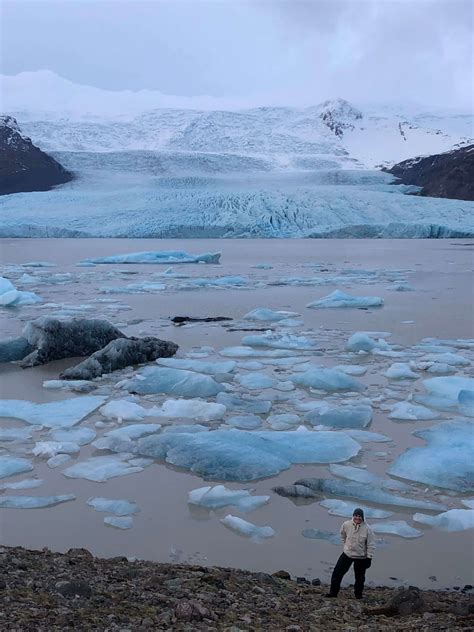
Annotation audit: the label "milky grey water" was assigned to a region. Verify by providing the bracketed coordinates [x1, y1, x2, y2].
[0, 239, 473, 589]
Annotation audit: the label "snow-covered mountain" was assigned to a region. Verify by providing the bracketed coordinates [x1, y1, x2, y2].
[2, 71, 472, 169]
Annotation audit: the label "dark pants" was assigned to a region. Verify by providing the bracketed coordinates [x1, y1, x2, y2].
[329, 553, 368, 597]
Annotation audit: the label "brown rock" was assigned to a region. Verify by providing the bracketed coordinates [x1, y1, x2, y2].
[273, 570, 291, 580]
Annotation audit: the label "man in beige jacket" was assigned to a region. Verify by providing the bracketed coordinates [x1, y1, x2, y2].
[326, 508, 375, 599]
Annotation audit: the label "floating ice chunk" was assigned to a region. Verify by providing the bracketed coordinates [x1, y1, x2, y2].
[307, 290, 383, 309]
[462, 499, 474, 509]
[0, 494, 75, 509]
[242, 332, 318, 351]
[87, 497, 139, 516]
[0, 456, 34, 479]
[413, 509, 474, 532]
[302, 529, 340, 544]
[267, 414, 300, 430]
[235, 372, 276, 390]
[219, 346, 299, 359]
[49, 427, 96, 446]
[243, 308, 299, 322]
[0, 478, 43, 490]
[237, 361, 264, 370]
[104, 424, 161, 440]
[421, 353, 470, 366]
[329, 464, 409, 491]
[384, 363, 419, 380]
[347, 333, 390, 353]
[84, 251, 221, 265]
[163, 424, 209, 434]
[371, 521, 423, 538]
[123, 367, 225, 398]
[63, 455, 144, 482]
[291, 368, 365, 392]
[304, 403, 372, 429]
[185, 275, 248, 288]
[424, 363, 456, 374]
[388, 401, 439, 421]
[43, 380, 96, 393]
[137, 428, 360, 481]
[388, 419, 474, 492]
[291, 478, 446, 511]
[0, 276, 42, 306]
[0, 427, 33, 442]
[101, 281, 166, 294]
[0, 396, 107, 428]
[0, 337, 33, 363]
[226, 415, 263, 430]
[157, 358, 236, 375]
[334, 365, 367, 376]
[343, 430, 392, 443]
[220, 514, 274, 540]
[423, 376, 474, 402]
[320, 499, 393, 519]
[216, 392, 272, 414]
[458, 390, 474, 417]
[33, 441, 80, 458]
[188, 485, 269, 512]
[104, 516, 133, 529]
[47, 454, 72, 468]
[100, 400, 147, 422]
[157, 399, 226, 421]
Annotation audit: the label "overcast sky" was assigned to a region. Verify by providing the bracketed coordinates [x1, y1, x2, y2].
[1, 0, 472, 108]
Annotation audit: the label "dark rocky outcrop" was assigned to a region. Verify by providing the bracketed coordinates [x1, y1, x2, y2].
[384, 144, 474, 201]
[0, 115, 73, 195]
[60, 337, 179, 380]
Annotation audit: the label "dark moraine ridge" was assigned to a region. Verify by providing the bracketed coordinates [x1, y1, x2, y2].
[384, 144, 474, 201]
[2, 546, 473, 630]
[0, 115, 73, 195]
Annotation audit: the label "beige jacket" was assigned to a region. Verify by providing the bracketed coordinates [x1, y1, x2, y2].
[340, 520, 375, 559]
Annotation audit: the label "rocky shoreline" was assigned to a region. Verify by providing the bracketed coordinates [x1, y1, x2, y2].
[2, 546, 473, 631]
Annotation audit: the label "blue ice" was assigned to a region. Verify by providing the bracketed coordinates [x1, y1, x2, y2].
[104, 516, 133, 529]
[304, 403, 372, 428]
[157, 358, 236, 375]
[0, 337, 33, 363]
[220, 515, 275, 540]
[291, 368, 365, 392]
[0, 276, 42, 307]
[0, 427, 33, 442]
[235, 372, 277, 390]
[307, 290, 383, 309]
[123, 366, 225, 397]
[0, 494, 75, 508]
[63, 455, 144, 482]
[225, 415, 263, 430]
[0, 478, 43, 490]
[347, 333, 390, 353]
[186, 276, 248, 288]
[320, 499, 393, 519]
[371, 521, 423, 538]
[329, 464, 410, 491]
[188, 485, 270, 512]
[388, 419, 474, 492]
[136, 428, 360, 481]
[384, 363, 419, 379]
[243, 308, 299, 322]
[459, 390, 474, 417]
[87, 497, 139, 516]
[49, 427, 97, 445]
[0, 456, 34, 479]
[0, 396, 107, 428]
[388, 401, 439, 421]
[219, 346, 300, 358]
[216, 392, 272, 414]
[83, 251, 221, 264]
[343, 430, 392, 443]
[242, 332, 318, 351]
[413, 509, 474, 532]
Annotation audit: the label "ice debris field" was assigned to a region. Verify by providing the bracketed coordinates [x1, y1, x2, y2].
[0, 246, 473, 582]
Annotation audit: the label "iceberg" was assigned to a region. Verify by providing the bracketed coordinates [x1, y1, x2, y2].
[188, 485, 269, 512]
[87, 497, 139, 516]
[83, 250, 221, 264]
[388, 401, 439, 421]
[0, 456, 34, 479]
[0, 276, 42, 307]
[122, 366, 225, 397]
[157, 399, 226, 421]
[43, 380, 96, 392]
[334, 365, 367, 376]
[136, 428, 360, 481]
[413, 509, 474, 532]
[291, 368, 365, 392]
[371, 520, 423, 538]
[347, 332, 390, 353]
[243, 308, 299, 322]
[0, 494, 75, 509]
[104, 516, 133, 529]
[0, 396, 107, 428]
[157, 358, 236, 374]
[423, 376, 474, 402]
[242, 332, 318, 351]
[320, 499, 393, 519]
[388, 419, 474, 492]
[307, 290, 383, 309]
[63, 455, 144, 482]
[384, 363, 419, 379]
[220, 515, 275, 540]
[304, 403, 372, 429]
[162, 424, 209, 434]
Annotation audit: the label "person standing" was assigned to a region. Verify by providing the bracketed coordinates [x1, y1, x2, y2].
[326, 508, 375, 599]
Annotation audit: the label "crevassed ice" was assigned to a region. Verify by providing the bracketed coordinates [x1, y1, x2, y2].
[83, 250, 221, 264]
[307, 290, 383, 309]
[413, 509, 474, 532]
[188, 485, 270, 512]
[220, 514, 275, 540]
[122, 366, 225, 397]
[320, 499, 393, 519]
[0, 396, 107, 428]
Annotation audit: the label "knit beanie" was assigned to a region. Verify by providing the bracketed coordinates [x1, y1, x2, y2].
[353, 508, 365, 520]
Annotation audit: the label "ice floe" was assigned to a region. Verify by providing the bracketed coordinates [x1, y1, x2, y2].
[290, 367, 365, 392]
[320, 499, 393, 519]
[156, 399, 226, 421]
[242, 332, 318, 351]
[0, 478, 43, 490]
[307, 290, 383, 309]
[387, 401, 439, 421]
[371, 520, 423, 538]
[157, 358, 236, 374]
[0, 396, 107, 428]
[304, 403, 372, 429]
[220, 515, 275, 540]
[216, 392, 272, 414]
[104, 516, 133, 529]
[413, 509, 474, 532]
[243, 308, 299, 322]
[100, 400, 148, 422]
[0, 427, 34, 442]
[48, 427, 96, 445]
[225, 415, 263, 430]
[329, 464, 410, 491]
[122, 367, 225, 397]
[0, 276, 42, 306]
[0, 456, 34, 479]
[219, 346, 300, 359]
[188, 485, 270, 512]
[347, 332, 390, 353]
[63, 455, 144, 482]
[302, 529, 340, 544]
[0, 494, 76, 509]
[83, 251, 221, 264]
[33, 441, 80, 458]
[384, 363, 419, 379]
[87, 497, 139, 516]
